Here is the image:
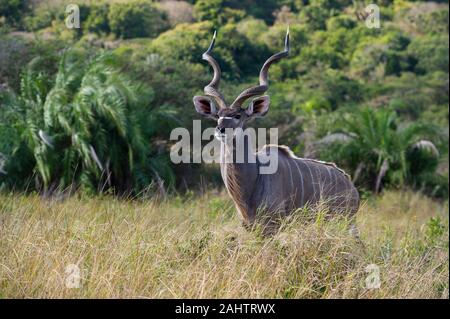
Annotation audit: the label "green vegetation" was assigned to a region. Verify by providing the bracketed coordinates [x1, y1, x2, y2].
[0, 1, 448, 299]
[108, 1, 169, 39]
[319, 108, 445, 194]
[1, 51, 176, 194]
[0, 0, 448, 198]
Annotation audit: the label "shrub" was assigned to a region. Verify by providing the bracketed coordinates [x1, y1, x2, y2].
[298, 4, 330, 31]
[23, 6, 56, 31]
[193, 0, 246, 26]
[0, 35, 31, 89]
[85, 3, 110, 35]
[236, 18, 269, 44]
[0, 50, 178, 194]
[326, 15, 356, 30]
[108, 0, 169, 39]
[0, 0, 29, 27]
[407, 35, 449, 74]
[318, 108, 444, 193]
[149, 22, 213, 64]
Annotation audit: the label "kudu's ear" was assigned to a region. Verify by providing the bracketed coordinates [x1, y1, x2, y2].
[245, 95, 270, 118]
[193, 96, 218, 119]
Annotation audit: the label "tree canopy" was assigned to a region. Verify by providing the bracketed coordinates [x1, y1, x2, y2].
[0, 0, 448, 197]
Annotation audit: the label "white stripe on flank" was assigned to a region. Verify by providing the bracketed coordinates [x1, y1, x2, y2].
[285, 158, 294, 190]
[292, 159, 304, 206]
[325, 165, 333, 194]
[332, 168, 338, 193]
[316, 165, 322, 199]
[304, 161, 316, 199]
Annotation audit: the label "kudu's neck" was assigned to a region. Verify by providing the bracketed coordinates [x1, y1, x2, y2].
[220, 132, 258, 220]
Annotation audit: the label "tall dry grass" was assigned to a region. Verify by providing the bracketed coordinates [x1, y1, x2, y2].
[0, 190, 448, 298]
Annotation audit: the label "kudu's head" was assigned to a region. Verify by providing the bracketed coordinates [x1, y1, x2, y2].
[193, 29, 289, 141]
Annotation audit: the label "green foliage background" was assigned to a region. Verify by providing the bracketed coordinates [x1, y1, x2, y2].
[0, 0, 448, 198]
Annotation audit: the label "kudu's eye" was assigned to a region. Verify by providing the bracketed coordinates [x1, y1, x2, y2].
[235, 114, 241, 119]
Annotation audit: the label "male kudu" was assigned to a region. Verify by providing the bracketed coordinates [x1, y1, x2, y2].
[193, 29, 360, 235]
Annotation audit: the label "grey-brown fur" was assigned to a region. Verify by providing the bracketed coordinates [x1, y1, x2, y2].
[193, 29, 360, 234]
[220, 138, 359, 232]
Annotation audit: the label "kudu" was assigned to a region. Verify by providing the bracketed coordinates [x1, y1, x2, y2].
[193, 29, 360, 234]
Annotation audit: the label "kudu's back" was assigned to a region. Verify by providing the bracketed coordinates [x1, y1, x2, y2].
[256, 146, 360, 218]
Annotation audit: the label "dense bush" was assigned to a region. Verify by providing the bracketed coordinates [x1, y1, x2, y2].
[108, 0, 169, 39]
[0, 35, 62, 90]
[0, 51, 177, 194]
[149, 22, 268, 78]
[194, 0, 246, 26]
[85, 3, 110, 35]
[407, 35, 449, 74]
[0, 0, 29, 26]
[22, 5, 56, 31]
[318, 108, 445, 195]
[0, 0, 448, 197]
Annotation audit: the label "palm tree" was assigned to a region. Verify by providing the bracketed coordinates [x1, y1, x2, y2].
[317, 108, 443, 193]
[0, 50, 177, 195]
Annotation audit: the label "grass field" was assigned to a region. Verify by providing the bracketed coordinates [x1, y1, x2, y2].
[0, 190, 448, 298]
